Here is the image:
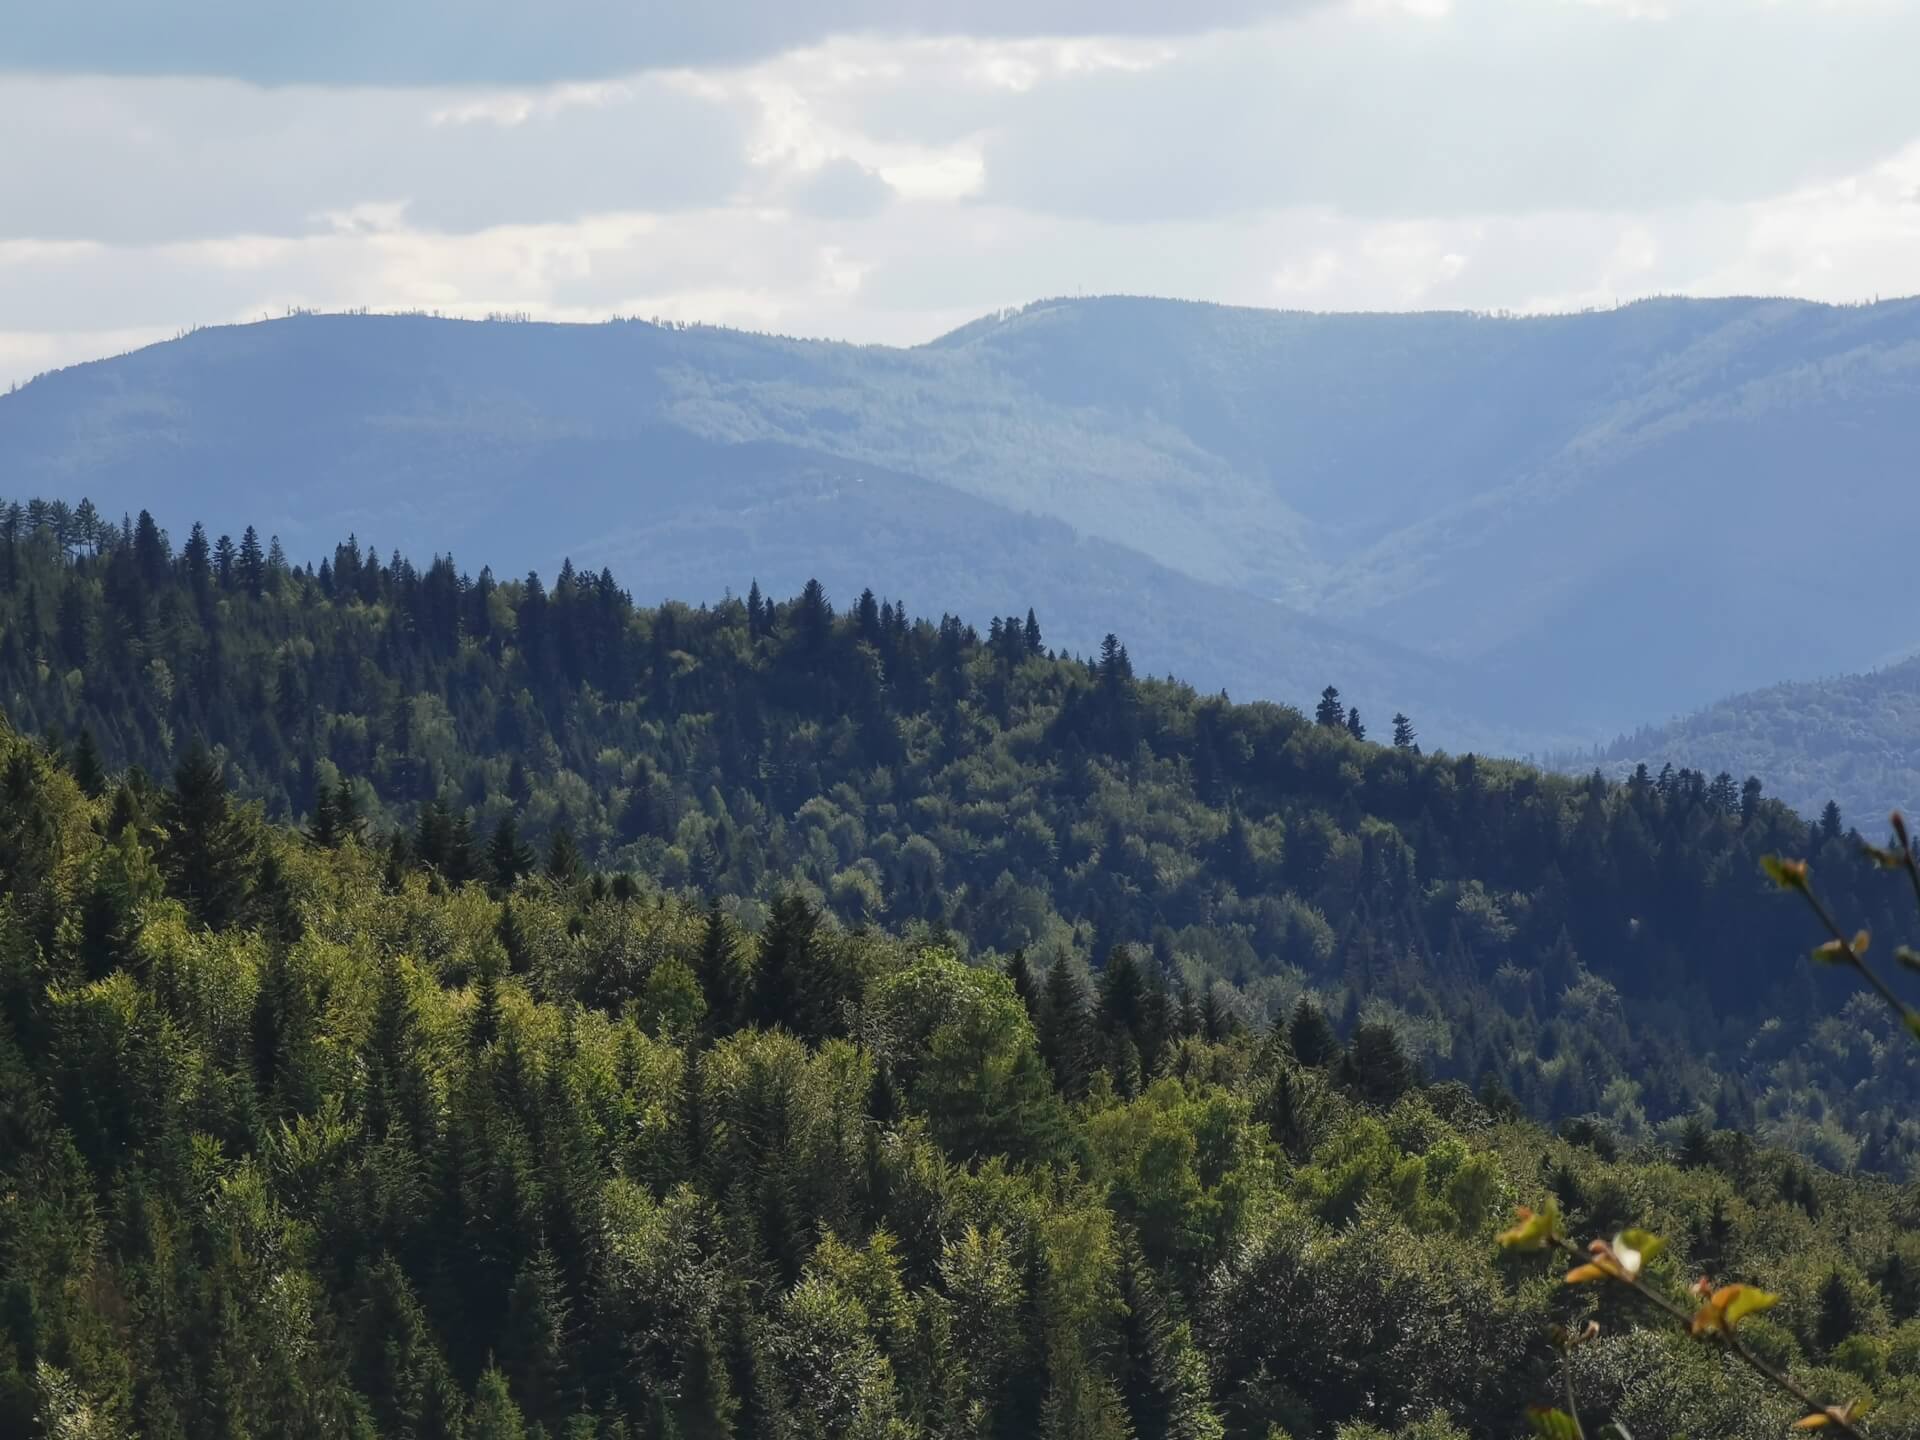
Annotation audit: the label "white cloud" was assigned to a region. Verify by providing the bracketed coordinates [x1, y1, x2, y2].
[3, 0, 1918, 390]
[5, 0, 1306, 85]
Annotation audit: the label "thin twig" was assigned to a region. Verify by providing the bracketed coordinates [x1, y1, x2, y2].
[1560, 1342, 1586, 1439]
[1793, 884, 1919, 1038]
[1548, 1237, 1864, 1439]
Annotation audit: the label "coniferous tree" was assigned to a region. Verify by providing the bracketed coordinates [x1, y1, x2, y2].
[502, 1245, 577, 1429]
[1345, 706, 1365, 741]
[753, 892, 823, 1038]
[1039, 953, 1093, 1099]
[1006, 949, 1042, 1021]
[490, 817, 534, 892]
[1340, 1021, 1414, 1106]
[469, 1366, 529, 1440]
[691, 900, 742, 1035]
[1315, 686, 1344, 728]
[498, 896, 532, 976]
[238, 525, 266, 598]
[1815, 1270, 1859, 1354]
[158, 742, 254, 929]
[1287, 997, 1339, 1070]
[677, 1320, 739, 1440]
[546, 826, 582, 885]
[1391, 713, 1416, 750]
[69, 728, 105, 798]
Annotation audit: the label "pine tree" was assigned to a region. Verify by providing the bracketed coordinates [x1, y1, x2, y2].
[1315, 686, 1344, 728]
[416, 795, 453, 870]
[448, 813, 478, 887]
[753, 892, 823, 1038]
[490, 817, 534, 892]
[469, 1366, 529, 1440]
[1039, 953, 1093, 1099]
[1391, 713, 1416, 749]
[502, 1246, 577, 1429]
[498, 897, 532, 976]
[546, 826, 582, 885]
[1097, 946, 1145, 1049]
[677, 1320, 739, 1440]
[1345, 706, 1365, 741]
[1024, 608, 1043, 655]
[306, 778, 364, 850]
[1287, 998, 1339, 1070]
[1877, 1250, 1920, 1323]
[69, 729, 105, 798]
[1006, 949, 1041, 1021]
[159, 743, 254, 929]
[469, 953, 504, 1054]
[1815, 1270, 1859, 1353]
[184, 521, 213, 605]
[238, 526, 266, 598]
[796, 578, 832, 651]
[1340, 1021, 1413, 1106]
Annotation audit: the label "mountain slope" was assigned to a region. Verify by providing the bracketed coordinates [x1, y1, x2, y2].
[1578, 653, 1920, 822]
[4, 504, 1917, 1182]
[7, 294, 1920, 738]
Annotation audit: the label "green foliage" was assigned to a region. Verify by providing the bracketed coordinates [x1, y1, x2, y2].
[7, 704, 1899, 1438]
[4, 498, 1917, 1173]
[8, 503, 1920, 1438]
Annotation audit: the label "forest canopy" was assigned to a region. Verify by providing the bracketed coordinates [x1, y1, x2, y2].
[2, 494, 1917, 1175]
[5, 495, 1920, 1436]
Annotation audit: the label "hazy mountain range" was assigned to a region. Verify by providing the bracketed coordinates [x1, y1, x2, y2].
[5, 292, 1917, 755]
[1569, 652, 1920, 825]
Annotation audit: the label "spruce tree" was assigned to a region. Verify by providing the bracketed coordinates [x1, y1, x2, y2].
[159, 742, 254, 929]
[1815, 1270, 1859, 1353]
[502, 1246, 577, 1429]
[498, 897, 532, 976]
[697, 900, 743, 1034]
[1315, 686, 1344, 728]
[1039, 953, 1092, 1099]
[490, 817, 534, 892]
[546, 826, 582, 884]
[1345, 706, 1365, 741]
[69, 729, 105, 798]
[1341, 1021, 1414, 1106]
[469, 1367, 529, 1440]
[1287, 997, 1339, 1070]
[753, 892, 822, 1037]
[677, 1321, 739, 1440]
[1391, 713, 1416, 750]
[1006, 948, 1041, 1021]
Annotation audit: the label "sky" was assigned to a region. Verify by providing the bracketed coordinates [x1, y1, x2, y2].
[6, 0, 1920, 389]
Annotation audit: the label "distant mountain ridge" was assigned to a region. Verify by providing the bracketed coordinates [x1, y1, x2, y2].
[5, 292, 1919, 746]
[1572, 652, 1920, 824]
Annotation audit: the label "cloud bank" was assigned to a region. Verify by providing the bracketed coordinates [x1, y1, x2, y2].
[6, 0, 1920, 389]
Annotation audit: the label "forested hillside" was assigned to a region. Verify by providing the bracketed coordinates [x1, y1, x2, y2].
[7, 640, 1920, 1438]
[8, 294, 1920, 741]
[1575, 656, 1920, 824]
[5, 496, 1920, 1183]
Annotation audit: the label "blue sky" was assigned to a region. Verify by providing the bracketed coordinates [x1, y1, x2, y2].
[6, 0, 1920, 386]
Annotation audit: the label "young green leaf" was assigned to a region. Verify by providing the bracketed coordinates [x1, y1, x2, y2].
[1498, 1200, 1563, 1252]
[1528, 1406, 1584, 1440]
[1762, 855, 1810, 891]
